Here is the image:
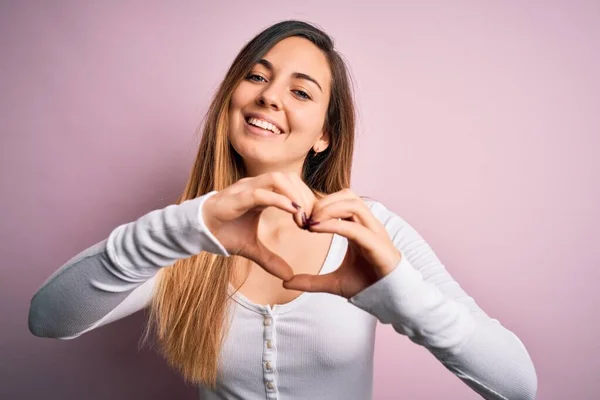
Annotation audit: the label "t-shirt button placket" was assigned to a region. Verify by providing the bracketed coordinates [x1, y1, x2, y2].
[263, 313, 278, 399]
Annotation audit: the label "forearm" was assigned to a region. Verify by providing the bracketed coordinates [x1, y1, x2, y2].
[28, 191, 227, 339]
[350, 256, 537, 400]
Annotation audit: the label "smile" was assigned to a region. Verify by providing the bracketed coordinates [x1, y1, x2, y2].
[246, 117, 282, 135]
[244, 116, 286, 138]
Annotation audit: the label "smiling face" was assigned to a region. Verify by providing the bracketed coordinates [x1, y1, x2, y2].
[228, 36, 332, 177]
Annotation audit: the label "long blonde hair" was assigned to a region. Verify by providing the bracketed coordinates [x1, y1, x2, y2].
[143, 20, 357, 389]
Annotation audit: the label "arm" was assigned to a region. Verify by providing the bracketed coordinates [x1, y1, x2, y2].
[28, 191, 228, 339]
[348, 200, 537, 400]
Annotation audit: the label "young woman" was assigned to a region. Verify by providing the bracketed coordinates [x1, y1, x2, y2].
[28, 20, 537, 400]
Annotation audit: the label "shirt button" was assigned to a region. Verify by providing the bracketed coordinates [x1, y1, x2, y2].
[266, 340, 273, 349]
[265, 361, 272, 370]
[266, 382, 274, 390]
[264, 317, 272, 326]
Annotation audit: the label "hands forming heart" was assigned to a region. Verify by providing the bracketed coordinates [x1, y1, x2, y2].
[202, 172, 401, 300]
[283, 188, 402, 299]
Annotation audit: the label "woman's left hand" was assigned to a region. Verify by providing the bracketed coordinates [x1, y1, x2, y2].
[282, 189, 402, 299]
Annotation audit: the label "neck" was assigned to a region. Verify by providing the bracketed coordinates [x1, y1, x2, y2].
[259, 205, 299, 233]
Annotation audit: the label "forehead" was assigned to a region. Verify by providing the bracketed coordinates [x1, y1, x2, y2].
[261, 36, 331, 92]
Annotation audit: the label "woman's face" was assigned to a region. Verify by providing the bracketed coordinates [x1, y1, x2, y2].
[228, 36, 332, 177]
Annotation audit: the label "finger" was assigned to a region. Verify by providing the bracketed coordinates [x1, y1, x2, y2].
[283, 173, 322, 229]
[309, 218, 380, 252]
[255, 172, 308, 228]
[287, 176, 320, 230]
[310, 198, 384, 234]
[243, 239, 294, 281]
[282, 272, 340, 294]
[310, 188, 357, 218]
[227, 173, 303, 225]
[287, 173, 319, 216]
[309, 218, 400, 271]
[242, 188, 299, 215]
[218, 186, 299, 222]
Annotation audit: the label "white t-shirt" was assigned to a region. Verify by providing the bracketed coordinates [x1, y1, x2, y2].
[28, 191, 537, 399]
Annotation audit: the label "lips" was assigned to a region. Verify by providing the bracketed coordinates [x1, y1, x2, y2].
[244, 119, 282, 137]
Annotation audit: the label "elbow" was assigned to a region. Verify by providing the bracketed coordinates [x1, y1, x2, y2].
[28, 320, 52, 339]
[28, 310, 49, 338]
[28, 295, 53, 338]
[28, 311, 77, 340]
[465, 369, 537, 400]
[514, 363, 538, 400]
[495, 349, 539, 400]
[502, 374, 538, 400]
[28, 294, 75, 340]
[510, 340, 538, 400]
[28, 293, 45, 337]
[455, 328, 539, 400]
[496, 356, 539, 400]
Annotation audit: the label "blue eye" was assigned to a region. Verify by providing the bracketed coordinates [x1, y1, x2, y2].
[247, 74, 266, 82]
[293, 90, 311, 100]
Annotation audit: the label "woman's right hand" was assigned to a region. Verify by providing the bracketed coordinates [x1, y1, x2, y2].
[201, 172, 316, 281]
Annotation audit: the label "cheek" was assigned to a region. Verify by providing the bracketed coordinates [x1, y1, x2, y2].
[289, 105, 327, 134]
[230, 82, 255, 110]
[229, 86, 252, 129]
[229, 89, 243, 112]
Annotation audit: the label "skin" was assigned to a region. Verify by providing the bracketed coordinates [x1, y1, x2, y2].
[228, 36, 331, 232]
[224, 37, 334, 303]
[224, 36, 401, 303]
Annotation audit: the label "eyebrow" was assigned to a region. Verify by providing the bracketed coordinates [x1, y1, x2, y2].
[257, 59, 323, 92]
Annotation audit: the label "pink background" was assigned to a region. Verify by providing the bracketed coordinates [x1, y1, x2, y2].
[1, 1, 598, 399]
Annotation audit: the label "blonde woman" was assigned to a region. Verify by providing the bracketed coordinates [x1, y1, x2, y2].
[29, 20, 537, 400]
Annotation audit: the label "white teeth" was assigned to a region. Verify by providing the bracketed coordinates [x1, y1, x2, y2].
[247, 117, 282, 135]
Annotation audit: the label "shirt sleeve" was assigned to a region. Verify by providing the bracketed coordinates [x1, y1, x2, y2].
[28, 191, 229, 340]
[348, 200, 538, 400]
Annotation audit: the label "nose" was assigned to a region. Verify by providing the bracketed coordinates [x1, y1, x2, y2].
[256, 85, 283, 111]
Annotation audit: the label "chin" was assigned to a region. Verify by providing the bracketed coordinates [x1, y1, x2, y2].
[230, 134, 275, 161]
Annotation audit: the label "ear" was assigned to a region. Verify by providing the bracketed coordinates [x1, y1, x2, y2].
[313, 130, 330, 153]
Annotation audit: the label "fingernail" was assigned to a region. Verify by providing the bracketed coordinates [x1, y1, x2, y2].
[308, 219, 320, 226]
[292, 202, 301, 210]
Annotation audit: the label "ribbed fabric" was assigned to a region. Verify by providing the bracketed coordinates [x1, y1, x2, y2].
[28, 191, 537, 399]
